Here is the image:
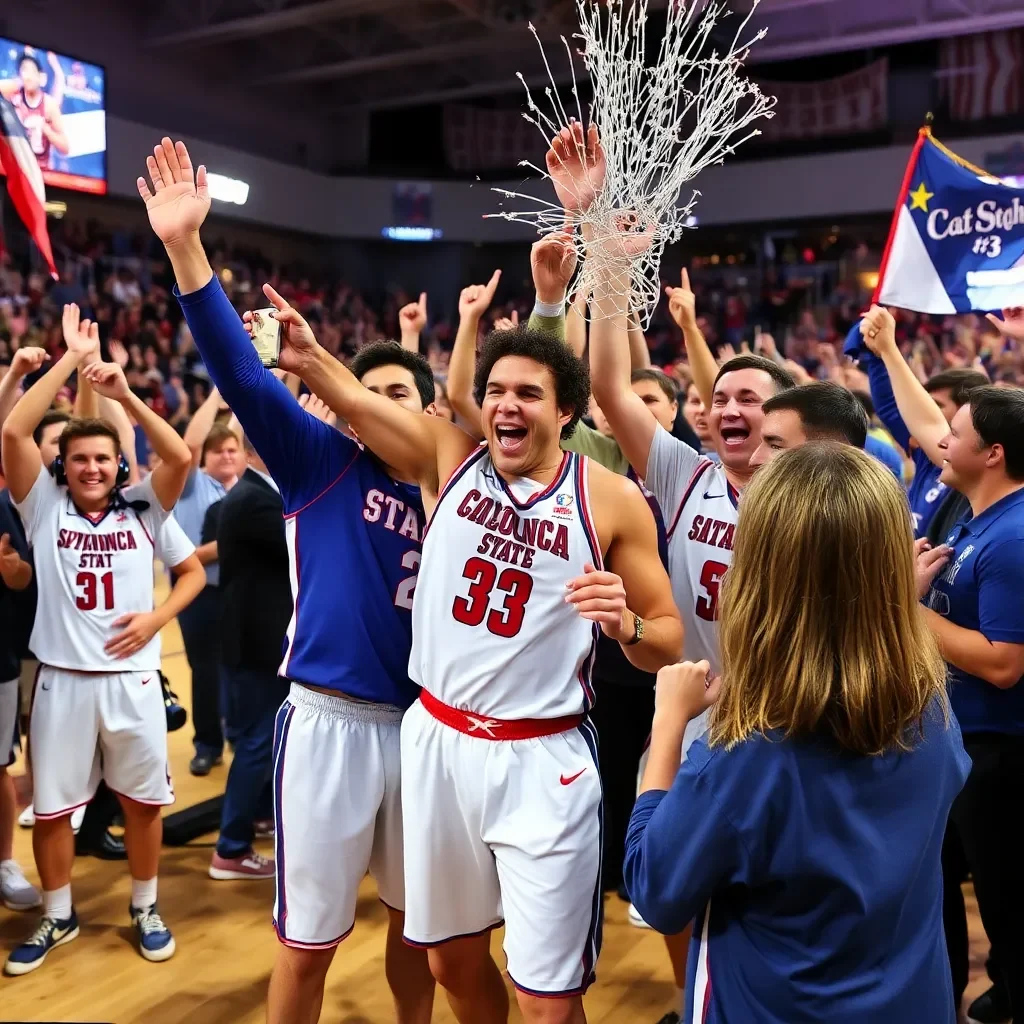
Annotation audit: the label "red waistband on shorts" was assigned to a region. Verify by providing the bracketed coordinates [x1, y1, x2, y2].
[418, 688, 584, 740]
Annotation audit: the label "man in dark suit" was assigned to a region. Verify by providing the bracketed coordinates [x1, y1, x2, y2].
[206, 436, 293, 880]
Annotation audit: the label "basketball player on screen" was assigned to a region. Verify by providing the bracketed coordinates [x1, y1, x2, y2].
[1, 313, 204, 976]
[139, 139, 437, 1024]
[0, 50, 69, 169]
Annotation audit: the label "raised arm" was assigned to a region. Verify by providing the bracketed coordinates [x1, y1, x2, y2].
[182, 384, 225, 469]
[447, 272, 500, 434]
[293, 297, 472, 491]
[0, 347, 49, 427]
[627, 307, 651, 370]
[665, 269, 716, 410]
[79, 362, 191, 510]
[859, 306, 948, 467]
[843, 324, 913, 453]
[1, 317, 96, 501]
[138, 137, 355, 507]
[399, 292, 427, 352]
[589, 260, 661, 479]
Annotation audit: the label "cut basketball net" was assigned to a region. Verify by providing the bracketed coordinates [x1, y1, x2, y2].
[487, 0, 775, 324]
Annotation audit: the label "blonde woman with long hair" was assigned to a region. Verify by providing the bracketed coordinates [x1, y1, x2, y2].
[624, 443, 970, 1024]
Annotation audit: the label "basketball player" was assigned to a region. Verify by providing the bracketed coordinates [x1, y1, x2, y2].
[138, 139, 436, 1024]
[1, 325, 204, 976]
[581, 206, 788, 1024]
[0, 50, 69, 170]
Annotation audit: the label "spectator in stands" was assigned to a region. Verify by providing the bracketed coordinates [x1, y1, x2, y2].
[174, 390, 242, 777]
[206, 432, 293, 880]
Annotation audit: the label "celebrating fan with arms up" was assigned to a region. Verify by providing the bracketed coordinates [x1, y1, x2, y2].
[1, 313, 204, 977]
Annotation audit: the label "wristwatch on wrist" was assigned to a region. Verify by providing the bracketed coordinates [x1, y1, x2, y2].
[625, 612, 644, 646]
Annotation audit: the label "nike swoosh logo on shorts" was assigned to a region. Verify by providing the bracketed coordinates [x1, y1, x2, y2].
[142, 677, 152, 685]
[560, 769, 586, 786]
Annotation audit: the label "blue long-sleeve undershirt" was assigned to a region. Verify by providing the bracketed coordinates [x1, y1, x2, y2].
[175, 276, 354, 513]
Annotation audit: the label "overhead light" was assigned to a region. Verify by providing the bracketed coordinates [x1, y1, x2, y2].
[207, 173, 250, 205]
[381, 226, 443, 241]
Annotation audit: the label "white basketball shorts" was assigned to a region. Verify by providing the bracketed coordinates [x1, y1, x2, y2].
[272, 683, 405, 949]
[401, 692, 604, 997]
[30, 666, 173, 819]
[0, 678, 19, 768]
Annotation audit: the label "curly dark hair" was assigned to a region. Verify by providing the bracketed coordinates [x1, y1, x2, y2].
[350, 341, 435, 410]
[473, 327, 591, 441]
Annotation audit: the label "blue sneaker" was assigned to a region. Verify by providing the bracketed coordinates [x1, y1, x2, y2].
[4, 910, 80, 975]
[130, 903, 175, 962]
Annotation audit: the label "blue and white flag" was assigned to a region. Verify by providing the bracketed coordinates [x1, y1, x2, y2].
[874, 128, 1024, 314]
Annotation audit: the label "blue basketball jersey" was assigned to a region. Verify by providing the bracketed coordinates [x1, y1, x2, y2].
[279, 440, 423, 706]
[177, 277, 423, 708]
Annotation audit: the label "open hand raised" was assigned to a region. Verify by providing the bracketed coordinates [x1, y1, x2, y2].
[137, 138, 211, 246]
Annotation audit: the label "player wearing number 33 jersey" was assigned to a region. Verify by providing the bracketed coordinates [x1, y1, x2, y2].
[290, 321, 684, 1017]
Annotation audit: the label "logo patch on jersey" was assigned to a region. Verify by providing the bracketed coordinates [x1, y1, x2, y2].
[553, 493, 575, 518]
[116, 511, 128, 522]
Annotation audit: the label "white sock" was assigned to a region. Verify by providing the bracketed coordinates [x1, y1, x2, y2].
[43, 884, 72, 921]
[131, 877, 158, 910]
[0, 859, 18, 873]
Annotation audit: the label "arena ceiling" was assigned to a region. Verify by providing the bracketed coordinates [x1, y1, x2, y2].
[138, 0, 1024, 113]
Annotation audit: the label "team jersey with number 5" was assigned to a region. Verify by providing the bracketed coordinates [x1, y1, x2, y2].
[409, 447, 601, 720]
[13, 466, 195, 673]
[646, 427, 737, 679]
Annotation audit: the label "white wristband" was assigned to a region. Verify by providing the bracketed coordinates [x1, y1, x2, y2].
[533, 297, 565, 318]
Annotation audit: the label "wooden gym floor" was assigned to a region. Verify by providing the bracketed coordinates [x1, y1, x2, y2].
[1, 595, 993, 1023]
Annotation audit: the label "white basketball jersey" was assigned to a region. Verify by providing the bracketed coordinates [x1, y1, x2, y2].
[664, 458, 738, 678]
[14, 466, 195, 672]
[410, 447, 600, 720]
[644, 428, 738, 679]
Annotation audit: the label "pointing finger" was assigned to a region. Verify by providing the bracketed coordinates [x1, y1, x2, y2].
[262, 283, 289, 311]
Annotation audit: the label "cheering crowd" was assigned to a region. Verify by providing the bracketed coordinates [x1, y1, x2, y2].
[0, 126, 1022, 1024]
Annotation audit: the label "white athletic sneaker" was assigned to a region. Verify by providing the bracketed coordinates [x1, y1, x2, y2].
[628, 903, 652, 929]
[17, 805, 84, 833]
[0, 862, 41, 911]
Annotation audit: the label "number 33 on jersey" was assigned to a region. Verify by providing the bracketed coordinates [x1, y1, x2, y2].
[409, 448, 602, 721]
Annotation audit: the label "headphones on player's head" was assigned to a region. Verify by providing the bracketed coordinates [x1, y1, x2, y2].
[51, 451, 131, 489]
